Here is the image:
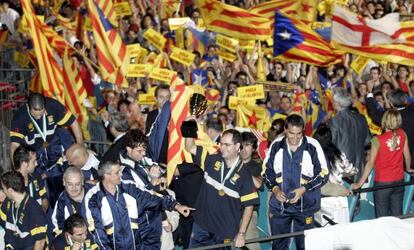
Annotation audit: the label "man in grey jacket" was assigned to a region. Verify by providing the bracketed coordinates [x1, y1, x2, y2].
[328, 88, 370, 180]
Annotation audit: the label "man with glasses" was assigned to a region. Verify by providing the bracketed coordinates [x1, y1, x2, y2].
[119, 128, 165, 249]
[185, 129, 259, 248]
[264, 114, 329, 250]
[51, 167, 91, 236]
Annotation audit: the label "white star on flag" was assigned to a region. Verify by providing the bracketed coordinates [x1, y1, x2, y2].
[193, 73, 206, 85]
[277, 30, 292, 40]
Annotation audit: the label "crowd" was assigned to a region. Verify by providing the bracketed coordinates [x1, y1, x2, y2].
[1, 0, 414, 249]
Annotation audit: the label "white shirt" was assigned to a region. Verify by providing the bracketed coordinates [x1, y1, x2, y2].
[0, 8, 19, 34]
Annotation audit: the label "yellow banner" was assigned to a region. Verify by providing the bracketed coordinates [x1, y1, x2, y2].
[351, 56, 370, 75]
[144, 28, 167, 51]
[217, 34, 239, 52]
[336, 0, 349, 6]
[127, 44, 142, 58]
[216, 49, 236, 62]
[239, 40, 255, 50]
[170, 46, 195, 66]
[229, 96, 256, 110]
[149, 68, 176, 83]
[189, 84, 205, 95]
[266, 37, 273, 46]
[114, 2, 132, 17]
[138, 93, 156, 105]
[127, 64, 152, 77]
[148, 86, 157, 96]
[13, 50, 30, 68]
[168, 17, 191, 30]
[237, 84, 265, 99]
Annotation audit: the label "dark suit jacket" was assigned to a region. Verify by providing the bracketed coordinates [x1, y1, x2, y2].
[328, 108, 371, 176]
[145, 109, 169, 164]
[102, 134, 128, 163]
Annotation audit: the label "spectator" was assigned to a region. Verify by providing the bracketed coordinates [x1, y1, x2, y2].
[352, 110, 413, 217]
[329, 88, 370, 180]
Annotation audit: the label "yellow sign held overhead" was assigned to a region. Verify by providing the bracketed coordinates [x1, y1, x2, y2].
[170, 46, 196, 66]
[127, 64, 152, 77]
[217, 34, 239, 52]
[228, 96, 256, 110]
[138, 93, 156, 105]
[216, 49, 236, 62]
[114, 2, 132, 17]
[149, 68, 177, 83]
[239, 40, 255, 50]
[168, 17, 191, 30]
[127, 44, 142, 58]
[351, 56, 370, 75]
[143, 28, 166, 51]
[237, 85, 265, 99]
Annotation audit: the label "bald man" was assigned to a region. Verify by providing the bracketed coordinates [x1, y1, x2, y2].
[65, 144, 99, 185]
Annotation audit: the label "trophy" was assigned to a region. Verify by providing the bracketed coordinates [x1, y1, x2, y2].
[181, 93, 207, 138]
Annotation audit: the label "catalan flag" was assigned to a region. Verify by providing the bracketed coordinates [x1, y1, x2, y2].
[22, 0, 64, 101]
[167, 75, 193, 184]
[273, 10, 343, 67]
[304, 103, 325, 136]
[236, 104, 271, 132]
[87, 0, 128, 87]
[249, 0, 317, 23]
[62, 48, 90, 139]
[197, 0, 272, 41]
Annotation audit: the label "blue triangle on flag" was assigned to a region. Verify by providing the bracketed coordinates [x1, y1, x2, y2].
[95, 2, 113, 32]
[273, 11, 304, 57]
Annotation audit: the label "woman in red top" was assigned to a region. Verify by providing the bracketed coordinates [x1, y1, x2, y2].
[352, 110, 413, 218]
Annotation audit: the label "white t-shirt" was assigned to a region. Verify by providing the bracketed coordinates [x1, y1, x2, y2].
[0, 8, 20, 34]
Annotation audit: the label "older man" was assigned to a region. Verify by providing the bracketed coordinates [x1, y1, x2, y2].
[51, 167, 90, 236]
[66, 144, 100, 184]
[82, 161, 192, 249]
[329, 88, 370, 178]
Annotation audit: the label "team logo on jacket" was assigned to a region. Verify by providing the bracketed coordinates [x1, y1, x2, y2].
[306, 216, 313, 225]
[48, 115, 54, 124]
[214, 161, 221, 171]
[28, 123, 34, 132]
[230, 173, 240, 183]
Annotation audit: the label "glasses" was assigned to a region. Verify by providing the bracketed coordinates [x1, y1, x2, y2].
[219, 142, 235, 147]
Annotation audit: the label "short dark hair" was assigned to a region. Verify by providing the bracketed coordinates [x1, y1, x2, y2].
[155, 84, 170, 97]
[117, 99, 131, 111]
[123, 129, 148, 149]
[284, 114, 305, 130]
[387, 89, 408, 108]
[370, 66, 381, 74]
[64, 214, 87, 235]
[206, 118, 223, 133]
[28, 93, 46, 110]
[13, 145, 35, 170]
[241, 132, 258, 150]
[222, 129, 242, 145]
[1, 171, 25, 193]
[235, 71, 248, 79]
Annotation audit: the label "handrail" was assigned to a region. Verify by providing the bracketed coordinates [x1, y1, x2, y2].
[351, 179, 414, 194]
[188, 213, 414, 250]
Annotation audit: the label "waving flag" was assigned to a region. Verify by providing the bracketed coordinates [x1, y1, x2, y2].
[22, 0, 63, 101]
[249, 0, 317, 23]
[198, 0, 272, 40]
[191, 69, 208, 86]
[237, 104, 271, 132]
[332, 5, 414, 66]
[273, 10, 343, 67]
[87, 0, 127, 87]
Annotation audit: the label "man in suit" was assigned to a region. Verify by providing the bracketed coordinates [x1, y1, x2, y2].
[102, 112, 130, 162]
[145, 84, 171, 165]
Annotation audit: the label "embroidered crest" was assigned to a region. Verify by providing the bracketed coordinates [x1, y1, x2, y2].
[214, 161, 221, 171]
[230, 173, 240, 183]
[306, 216, 313, 225]
[48, 115, 54, 124]
[28, 123, 34, 132]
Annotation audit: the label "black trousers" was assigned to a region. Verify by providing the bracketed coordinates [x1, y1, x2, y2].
[374, 180, 404, 218]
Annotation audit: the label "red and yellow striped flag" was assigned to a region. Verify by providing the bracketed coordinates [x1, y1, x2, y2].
[62, 49, 90, 139]
[167, 75, 193, 184]
[22, 0, 64, 101]
[249, 0, 318, 23]
[197, 0, 272, 41]
[87, 0, 127, 87]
